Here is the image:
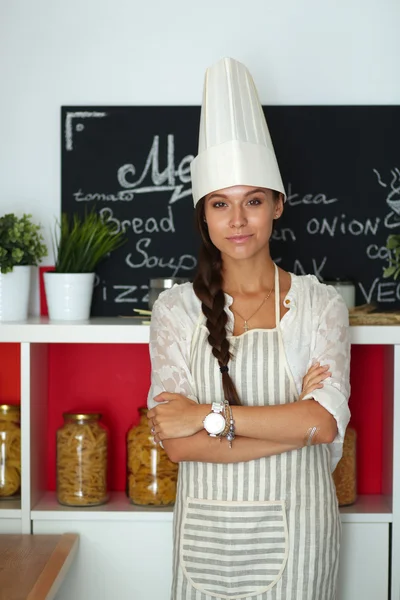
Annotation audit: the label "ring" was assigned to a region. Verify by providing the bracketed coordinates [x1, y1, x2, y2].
[151, 427, 155, 434]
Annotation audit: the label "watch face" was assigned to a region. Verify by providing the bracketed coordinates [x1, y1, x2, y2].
[204, 412, 225, 435]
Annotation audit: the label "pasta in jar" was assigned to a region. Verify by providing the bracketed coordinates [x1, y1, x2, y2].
[0, 405, 21, 499]
[333, 426, 357, 506]
[127, 408, 178, 506]
[56, 412, 109, 507]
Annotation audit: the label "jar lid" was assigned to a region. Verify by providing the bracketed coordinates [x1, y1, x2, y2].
[149, 278, 189, 289]
[0, 404, 20, 414]
[63, 412, 102, 421]
[324, 280, 355, 286]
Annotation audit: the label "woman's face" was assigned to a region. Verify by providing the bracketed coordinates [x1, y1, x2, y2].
[203, 185, 283, 261]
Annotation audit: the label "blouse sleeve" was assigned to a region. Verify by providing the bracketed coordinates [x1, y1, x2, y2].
[302, 291, 351, 472]
[147, 294, 199, 410]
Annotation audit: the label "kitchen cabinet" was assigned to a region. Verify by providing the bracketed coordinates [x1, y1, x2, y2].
[0, 319, 398, 599]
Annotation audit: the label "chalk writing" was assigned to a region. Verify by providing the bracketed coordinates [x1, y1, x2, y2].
[125, 238, 197, 277]
[65, 112, 107, 151]
[366, 244, 392, 261]
[307, 215, 381, 237]
[271, 228, 296, 242]
[74, 190, 135, 202]
[94, 281, 149, 304]
[117, 135, 193, 205]
[100, 207, 176, 235]
[359, 278, 400, 304]
[286, 183, 338, 206]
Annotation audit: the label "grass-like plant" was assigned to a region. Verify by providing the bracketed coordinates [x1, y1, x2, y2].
[0, 213, 47, 274]
[383, 234, 400, 281]
[53, 211, 126, 273]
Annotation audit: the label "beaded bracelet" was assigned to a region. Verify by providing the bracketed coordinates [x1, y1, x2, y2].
[219, 401, 231, 439]
[226, 408, 236, 449]
[219, 401, 235, 448]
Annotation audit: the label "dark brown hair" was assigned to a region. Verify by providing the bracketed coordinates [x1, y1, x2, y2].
[192, 191, 281, 406]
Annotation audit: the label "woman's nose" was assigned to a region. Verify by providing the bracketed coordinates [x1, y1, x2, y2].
[229, 207, 247, 229]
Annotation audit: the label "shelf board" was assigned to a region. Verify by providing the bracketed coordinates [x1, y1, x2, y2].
[0, 317, 150, 344]
[1, 319, 400, 344]
[31, 492, 391, 524]
[350, 326, 400, 345]
[32, 491, 174, 521]
[0, 498, 21, 519]
[339, 494, 392, 523]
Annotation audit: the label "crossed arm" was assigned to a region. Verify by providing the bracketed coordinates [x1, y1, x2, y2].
[147, 363, 336, 463]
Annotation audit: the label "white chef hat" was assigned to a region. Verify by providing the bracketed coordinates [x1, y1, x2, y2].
[190, 57, 286, 206]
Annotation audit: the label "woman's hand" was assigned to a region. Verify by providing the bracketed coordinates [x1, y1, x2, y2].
[299, 362, 331, 402]
[147, 393, 206, 443]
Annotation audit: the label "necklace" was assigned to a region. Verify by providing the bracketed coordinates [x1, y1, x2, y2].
[231, 285, 274, 332]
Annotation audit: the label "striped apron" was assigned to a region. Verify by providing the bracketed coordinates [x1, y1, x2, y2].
[171, 264, 341, 600]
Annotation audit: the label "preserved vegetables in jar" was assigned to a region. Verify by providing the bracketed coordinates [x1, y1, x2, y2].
[57, 412, 109, 507]
[0, 404, 21, 499]
[127, 408, 178, 506]
[333, 426, 357, 506]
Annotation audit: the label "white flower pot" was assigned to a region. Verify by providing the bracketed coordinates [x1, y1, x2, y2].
[44, 272, 95, 321]
[0, 266, 32, 322]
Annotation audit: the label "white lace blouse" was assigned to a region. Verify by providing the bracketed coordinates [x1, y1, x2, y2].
[147, 272, 351, 471]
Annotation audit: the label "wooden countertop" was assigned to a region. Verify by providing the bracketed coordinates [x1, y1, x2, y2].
[0, 533, 79, 600]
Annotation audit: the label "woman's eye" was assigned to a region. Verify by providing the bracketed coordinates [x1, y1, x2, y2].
[248, 198, 262, 205]
[212, 202, 227, 208]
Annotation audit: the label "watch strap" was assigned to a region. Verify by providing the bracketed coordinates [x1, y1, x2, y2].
[211, 401, 224, 414]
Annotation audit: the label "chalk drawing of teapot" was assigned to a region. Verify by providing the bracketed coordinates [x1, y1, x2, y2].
[373, 168, 400, 229]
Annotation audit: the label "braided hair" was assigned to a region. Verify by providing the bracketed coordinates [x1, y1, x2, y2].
[192, 193, 281, 406]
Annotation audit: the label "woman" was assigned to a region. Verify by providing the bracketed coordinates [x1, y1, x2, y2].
[147, 58, 350, 600]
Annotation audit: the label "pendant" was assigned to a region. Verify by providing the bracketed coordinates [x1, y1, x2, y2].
[243, 321, 249, 332]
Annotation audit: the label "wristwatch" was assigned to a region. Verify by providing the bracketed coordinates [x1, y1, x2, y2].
[203, 402, 226, 437]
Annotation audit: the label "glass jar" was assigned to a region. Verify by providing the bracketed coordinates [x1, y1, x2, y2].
[0, 404, 21, 499]
[333, 426, 357, 506]
[56, 412, 109, 507]
[323, 279, 356, 309]
[148, 278, 190, 309]
[127, 408, 178, 506]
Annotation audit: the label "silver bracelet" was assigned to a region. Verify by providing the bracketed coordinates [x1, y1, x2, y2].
[226, 408, 236, 449]
[305, 426, 319, 446]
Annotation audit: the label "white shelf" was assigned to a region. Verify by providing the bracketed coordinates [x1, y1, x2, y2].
[32, 491, 174, 521]
[30, 492, 391, 524]
[0, 317, 150, 344]
[0, 498, 21, 519]
[1, 319, 400, 345]
[350, 326, 400, 345]
[339, 494, 392, 523]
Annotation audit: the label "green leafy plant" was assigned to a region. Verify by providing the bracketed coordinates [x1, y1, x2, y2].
[53, 211, 126, 273]
[0, 213, 47, 274]
[383, 234, 400, 280]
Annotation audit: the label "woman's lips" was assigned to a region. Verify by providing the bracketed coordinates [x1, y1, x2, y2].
[226, 234, 253, 244]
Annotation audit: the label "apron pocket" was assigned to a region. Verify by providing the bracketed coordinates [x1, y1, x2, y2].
[180, 497, 289, 599]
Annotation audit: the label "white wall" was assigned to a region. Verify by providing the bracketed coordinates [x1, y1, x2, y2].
[0, 0, 399, 273]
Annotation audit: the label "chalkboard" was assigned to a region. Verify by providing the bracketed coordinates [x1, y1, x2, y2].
[61, 106, 400, 315]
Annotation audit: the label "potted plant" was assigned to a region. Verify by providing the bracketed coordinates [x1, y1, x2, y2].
[0, 213, 47, 321]
[383, 234, 400, 281]
[44, 210, 126, 321]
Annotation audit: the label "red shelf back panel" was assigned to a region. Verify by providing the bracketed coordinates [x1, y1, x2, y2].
[349, 345, 384, 495]
[47, 344, 151, 491]
[0, 343, 20, 405]
[46, 342, 384, 495]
